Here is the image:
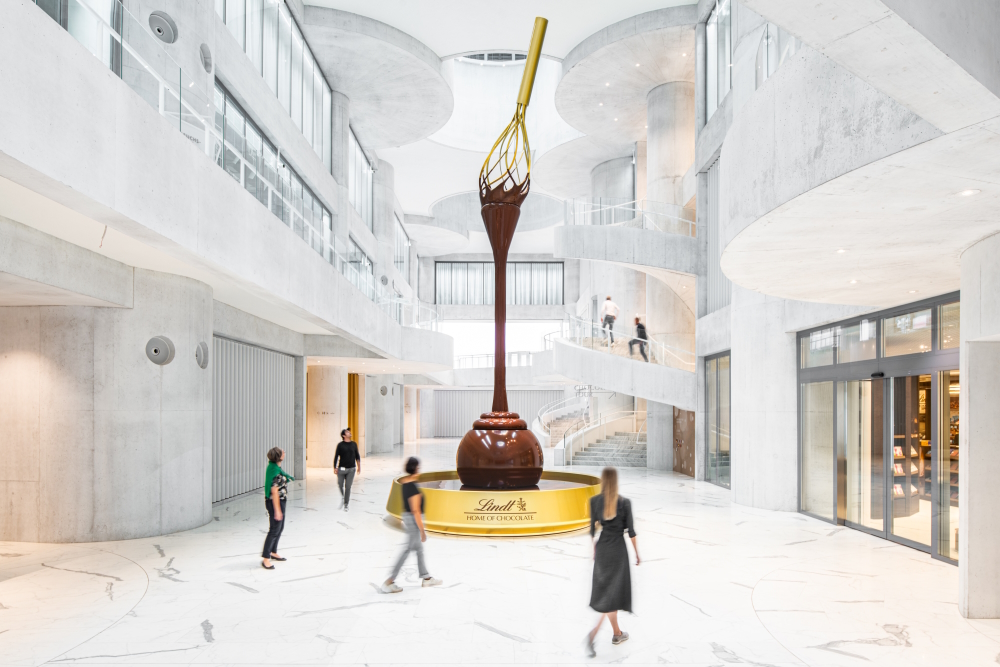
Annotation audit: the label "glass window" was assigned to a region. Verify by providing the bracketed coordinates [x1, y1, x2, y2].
[938, 369, 960, 560]
[277, 4, 291, 113]
[838, 319, 877, 363]
[226, 0, 245, 50]
[348, 129, 373, 231]
[706, 354, 731, 489]
[434, 262, 564, 305]
[939, 302, 960, 350]
[889, 375, 932, 546]
[313, 70, 324, 159]
[263, 0, 278, 94]
[246, 0, 262, 73]
[302, 48, 314, 146]
[883, 308, 932, 357]
[801, 381, 834, 520]
[394, 215, 410, 280]
[322, 85, 332, 172]
[706, 0, 731, 120]
[290, 22, 303, 131]
[215, 0, 225, 19]
[800, 328, 836, 368]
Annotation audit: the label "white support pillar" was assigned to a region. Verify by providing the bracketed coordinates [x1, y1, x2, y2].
[306, 365, 348, 468]
[959, 232, 1000, 618]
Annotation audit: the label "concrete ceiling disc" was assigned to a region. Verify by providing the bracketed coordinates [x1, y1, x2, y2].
[555, 5, 697, 144]
[533, 135, 634, 199]
[302, 6, 454, 149]
[403, 214, 469, 257]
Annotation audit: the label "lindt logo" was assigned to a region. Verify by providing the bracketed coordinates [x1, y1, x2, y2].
[466, 497, 535, 522]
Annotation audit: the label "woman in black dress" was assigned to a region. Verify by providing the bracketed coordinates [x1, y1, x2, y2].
[585, 467, 639, 657]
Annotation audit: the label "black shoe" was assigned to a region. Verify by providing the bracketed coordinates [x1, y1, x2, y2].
[270, 555, 287, 561]
[261, 562, 275, 570]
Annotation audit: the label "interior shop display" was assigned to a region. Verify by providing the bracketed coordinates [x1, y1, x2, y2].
[456, 17, 548, 489]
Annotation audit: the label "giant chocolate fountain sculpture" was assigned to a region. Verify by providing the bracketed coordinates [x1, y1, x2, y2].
[456, 17, 548, 489]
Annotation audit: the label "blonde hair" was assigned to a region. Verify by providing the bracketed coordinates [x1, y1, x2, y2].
[601, 467, 619, 520]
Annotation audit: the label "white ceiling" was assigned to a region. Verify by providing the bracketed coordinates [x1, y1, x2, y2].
[303, 0, 698, 59]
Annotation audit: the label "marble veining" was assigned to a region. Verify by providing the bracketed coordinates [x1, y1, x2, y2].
[0, 438, 998, 665]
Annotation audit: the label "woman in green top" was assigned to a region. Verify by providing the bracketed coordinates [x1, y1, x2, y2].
[262, 447, 294, 570]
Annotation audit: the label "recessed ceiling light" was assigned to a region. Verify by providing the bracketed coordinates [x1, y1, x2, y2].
[599, 102, 603, 106]
[635, 63, 640, 67]
[850, 280, 857, 284]
[614, 118, 618, 121]
[959, 189, 981, 196]
[644, 125, 647, 128]
[682, 53, 687, 56]
[909, 290, 918, 294]
[836, 249, 846, 254]
[605, 82, 610, 86]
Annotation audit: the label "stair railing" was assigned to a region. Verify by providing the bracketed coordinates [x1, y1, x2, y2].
[564, 410, 647, 466]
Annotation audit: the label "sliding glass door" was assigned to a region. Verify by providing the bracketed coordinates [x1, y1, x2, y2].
[706, 352, 731, 489]
[840, 379, 883, 532]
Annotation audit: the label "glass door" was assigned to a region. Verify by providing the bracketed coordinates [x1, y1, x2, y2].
[706, 353, 731, 489]
[887, 375, 933, 548]
[840, 379, 884, 533]
[937, 370, 959, 561]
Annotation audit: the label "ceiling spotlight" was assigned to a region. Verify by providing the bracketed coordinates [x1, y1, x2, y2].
[909, 290, 918, 294]
[614, 118, 618, 121]
[605, 82, 610, 86]
[850, 280, 858, 284]
[599, 102, 603, 106]
[958, 189, 981, 196]
[836, 249, 846, 254]
[682, 53, 687, 56]
[635, 63, 640, 67]
[644, 125, 647, 128]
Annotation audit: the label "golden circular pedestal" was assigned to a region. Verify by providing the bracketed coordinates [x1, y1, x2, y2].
[385, 470, 601, 536]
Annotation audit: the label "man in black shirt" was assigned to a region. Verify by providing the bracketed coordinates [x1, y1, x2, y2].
[629, 317, 648, 362]
[334, 428, 361, 511]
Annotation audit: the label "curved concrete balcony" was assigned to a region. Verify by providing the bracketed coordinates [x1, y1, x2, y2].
[554, 203, 700, 310]
[720, 7, 1000, 307]
[551, 338, 696, 411]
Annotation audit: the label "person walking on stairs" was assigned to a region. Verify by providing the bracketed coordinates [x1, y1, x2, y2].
[334, 428, 361, 511]
[381, 457, 442, 593]
[585, 467, 640, 657]
[261, 447, 294, 570]
[600, 296, 620, 344]
[629, 317, 649, 362]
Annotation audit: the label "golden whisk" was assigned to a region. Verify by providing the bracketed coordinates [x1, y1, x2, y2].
[480, 17, 548, 196]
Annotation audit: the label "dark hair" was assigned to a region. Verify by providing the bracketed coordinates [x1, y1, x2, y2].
[341, 428, 350, 438]
[266, 447, 283, 464]
[405, 456, 420, 475]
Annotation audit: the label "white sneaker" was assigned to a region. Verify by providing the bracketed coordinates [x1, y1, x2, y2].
[421, 577, 442, 587]
[343, 505, 349, 512]
[380, 582, 402, 594]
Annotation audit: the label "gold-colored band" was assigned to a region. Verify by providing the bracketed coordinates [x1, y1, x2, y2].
[516, 17, 548, 107]
[385, 470, 600, 536]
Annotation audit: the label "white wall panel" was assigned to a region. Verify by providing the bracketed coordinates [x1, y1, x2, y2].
[213, 336, 295, 503]
[433, 390, 564, 437]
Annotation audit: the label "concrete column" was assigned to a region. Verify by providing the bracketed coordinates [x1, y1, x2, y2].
[591, 157, 635, 201]
[293, 355, 306, 478]
[372, 158, 396, 283]
[305, 365, 348, 468]
[634, 141, 647, 203]
[959, 232, 1000, 618]
[695, 21, 707, 135]
[0, 269, 213, 542]
[729, 285, 799, 511]
[646, 82, 696, 206]
[647, 400, 674, 470]
[365, 375, 395, 454]
[418, 389, 435, 438]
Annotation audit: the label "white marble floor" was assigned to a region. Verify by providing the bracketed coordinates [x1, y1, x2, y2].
[2, 439, 999, 666]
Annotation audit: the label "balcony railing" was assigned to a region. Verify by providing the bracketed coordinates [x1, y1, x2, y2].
[553, 316, 696, 372]
[454, 351, 536, 369]
[564, 198, 696, 237]
[34, 0, 436, 329]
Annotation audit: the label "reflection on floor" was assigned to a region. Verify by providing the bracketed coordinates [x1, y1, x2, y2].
[1, 438, 998, 666]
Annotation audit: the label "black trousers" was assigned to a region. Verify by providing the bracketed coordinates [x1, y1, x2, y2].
[629, 339, 648, 362]
[262, 498, 286, 558]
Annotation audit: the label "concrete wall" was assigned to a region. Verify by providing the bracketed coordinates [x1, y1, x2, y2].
[591, 157, 635, 202]
[0, 269, 212, 542]
[647, 400, 674, 470]
[418, 389, 435, 438]
[646, 82, 695, 205]
[306, 365, 348, 468]
[365, 374, 401, 454]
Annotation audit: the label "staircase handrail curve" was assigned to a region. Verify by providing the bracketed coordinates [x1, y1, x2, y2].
[559, 315, 696, 372]
[564, 198, 696, 237]
[564, 409, 645, 465]
[537, 395, 588, 434]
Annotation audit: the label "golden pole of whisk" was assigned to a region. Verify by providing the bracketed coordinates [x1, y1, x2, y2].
[480, 17, 547, 192]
